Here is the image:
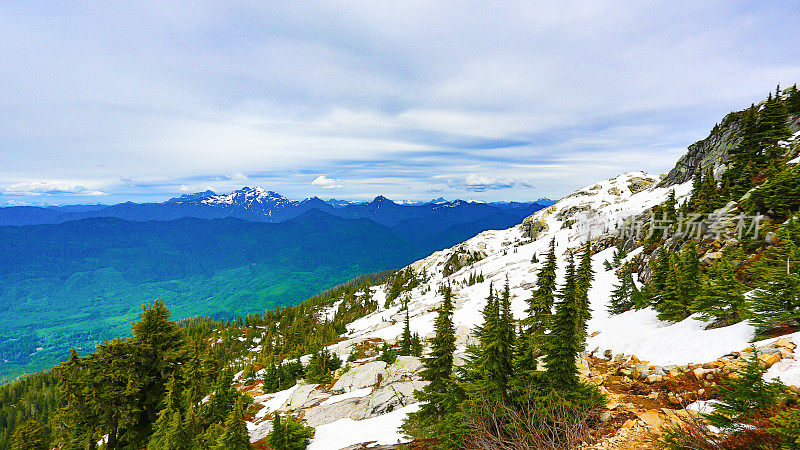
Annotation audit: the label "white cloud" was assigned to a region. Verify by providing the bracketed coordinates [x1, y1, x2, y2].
[4, 181, 108, 196]
[179, 184, 191, 191]
[311, 175, 343, 189]
[1, 2, 798, 203]
[447, 174, 526, 192]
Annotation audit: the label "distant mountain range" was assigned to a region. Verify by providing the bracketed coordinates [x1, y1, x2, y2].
[0, 188, 551, 380]
[0, 187, 554, 227]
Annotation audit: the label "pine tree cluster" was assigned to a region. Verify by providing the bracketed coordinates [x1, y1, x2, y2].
[403, 241, 604, 448]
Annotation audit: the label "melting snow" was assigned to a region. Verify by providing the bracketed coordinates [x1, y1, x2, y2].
[307, 403, 420, 449]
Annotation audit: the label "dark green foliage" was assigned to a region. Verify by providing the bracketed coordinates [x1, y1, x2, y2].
[543, 254, 581, 390]
[10, 419, 47, 450]
[690, 259, 746, 323]
[748, 221, 800, 332]
[52, 301, 193, 448]
[649, 247, 670, 297]
[691, 167, 721, 214]
[304, 348, 342, 384]
[464, 271, 484, 286]
[216, 396, 251, 450]
[655, 256, 690, 322]
[787, 84, 800, 114]
[463, 284, 514, 400]
[679, 241, 702, 304]
[769, 407, 800, 449]
[400, 305, 413, 355]
[267, 413, 314, 450]
[0, 371, 56, 450]
[575, 242, 595, 346]
[402, 285, 458, 441]
[608, 267, 638, 315]
[522, 238, 557, 356]
[1, 266, 388, 448]
[262, 360, 305, 394]
[378, 342, 398, 364]
[385, 268, 421, 308]
[202, 369, 243, 427]
[147, 377, 186, 450]
[746, 165, 800, 221]
[442, 247, 485, 277]
[705, 350, 786, 431]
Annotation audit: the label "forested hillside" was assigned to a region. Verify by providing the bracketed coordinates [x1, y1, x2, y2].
[0, 212, 421, 382]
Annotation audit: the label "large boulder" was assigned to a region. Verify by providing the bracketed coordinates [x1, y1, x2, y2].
[353, 380, 429, 420]
[331, 361, 388, 392]
[303, 398, 363, 427]
[384, 356, 424, 383]
[283, 383, 325, 410]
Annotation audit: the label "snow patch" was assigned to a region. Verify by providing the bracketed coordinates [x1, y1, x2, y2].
[307, 403, 420, 449]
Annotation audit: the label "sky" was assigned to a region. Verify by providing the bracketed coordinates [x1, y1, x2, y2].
[1, 1, 799, 205]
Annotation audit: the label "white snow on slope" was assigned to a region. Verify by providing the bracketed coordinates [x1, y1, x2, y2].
[274, 170, 799, 449]
[308, 403, 420, 450]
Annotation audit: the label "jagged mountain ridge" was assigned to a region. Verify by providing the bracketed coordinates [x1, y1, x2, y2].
[661, 92, 800, 187]
[0, 186, 550, 227]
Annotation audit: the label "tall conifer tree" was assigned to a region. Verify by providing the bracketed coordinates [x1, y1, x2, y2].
[543, 254, 581, 390]
[404, 285, 457, 431]
[216, 397, 251, 450]
[575, 242, 594, 346]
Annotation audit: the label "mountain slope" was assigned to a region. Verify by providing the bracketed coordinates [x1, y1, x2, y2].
[0, 211, 428, 382]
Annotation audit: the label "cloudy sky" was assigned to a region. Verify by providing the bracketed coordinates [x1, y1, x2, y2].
[1, 1, 798, 205]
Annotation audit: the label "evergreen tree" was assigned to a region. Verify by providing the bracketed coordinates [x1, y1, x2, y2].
[679, 241, 701, 305]
[729, 162, 755, 200]
[704, 350, 785, 430]
[575, 242, 594, 346]
[498, 280, 515, 395]
[749, 224, 800, 331]
[216, 397, 251, 450]
[786, 83, 800, 114]
[400, 304, 413, 355]
[467, 283, 514, 399]
[689, 164, 704, 211]
[655, 256, 688, 322]
[182, 400, 201, 449]
[525, 238, 557, 339]
[728, 106, 761, 171]
[11, 420, 47, 450]
[378, 342, 398, 364]
[304, 349, 342, 383]
[690, 259, 746, 323]
[758, 87, 791, 161]
[543, 254, 581, 390]
[608, 267, 636, 315]
[129, 300, 188, 443]
[467, 285, 504, 396]
[147, 377, 186, 450]
[769, 407, 800, 448]
[403, 285, 457, 437]
[267, 413, 314, 450]
[611, 243, 627, 268]
[664, 190, 677, 223]
[410, 332, 423, 357]
[650, 247, 670, 296]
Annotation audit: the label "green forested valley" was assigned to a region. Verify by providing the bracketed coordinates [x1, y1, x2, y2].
[0, 211, 426, 382]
